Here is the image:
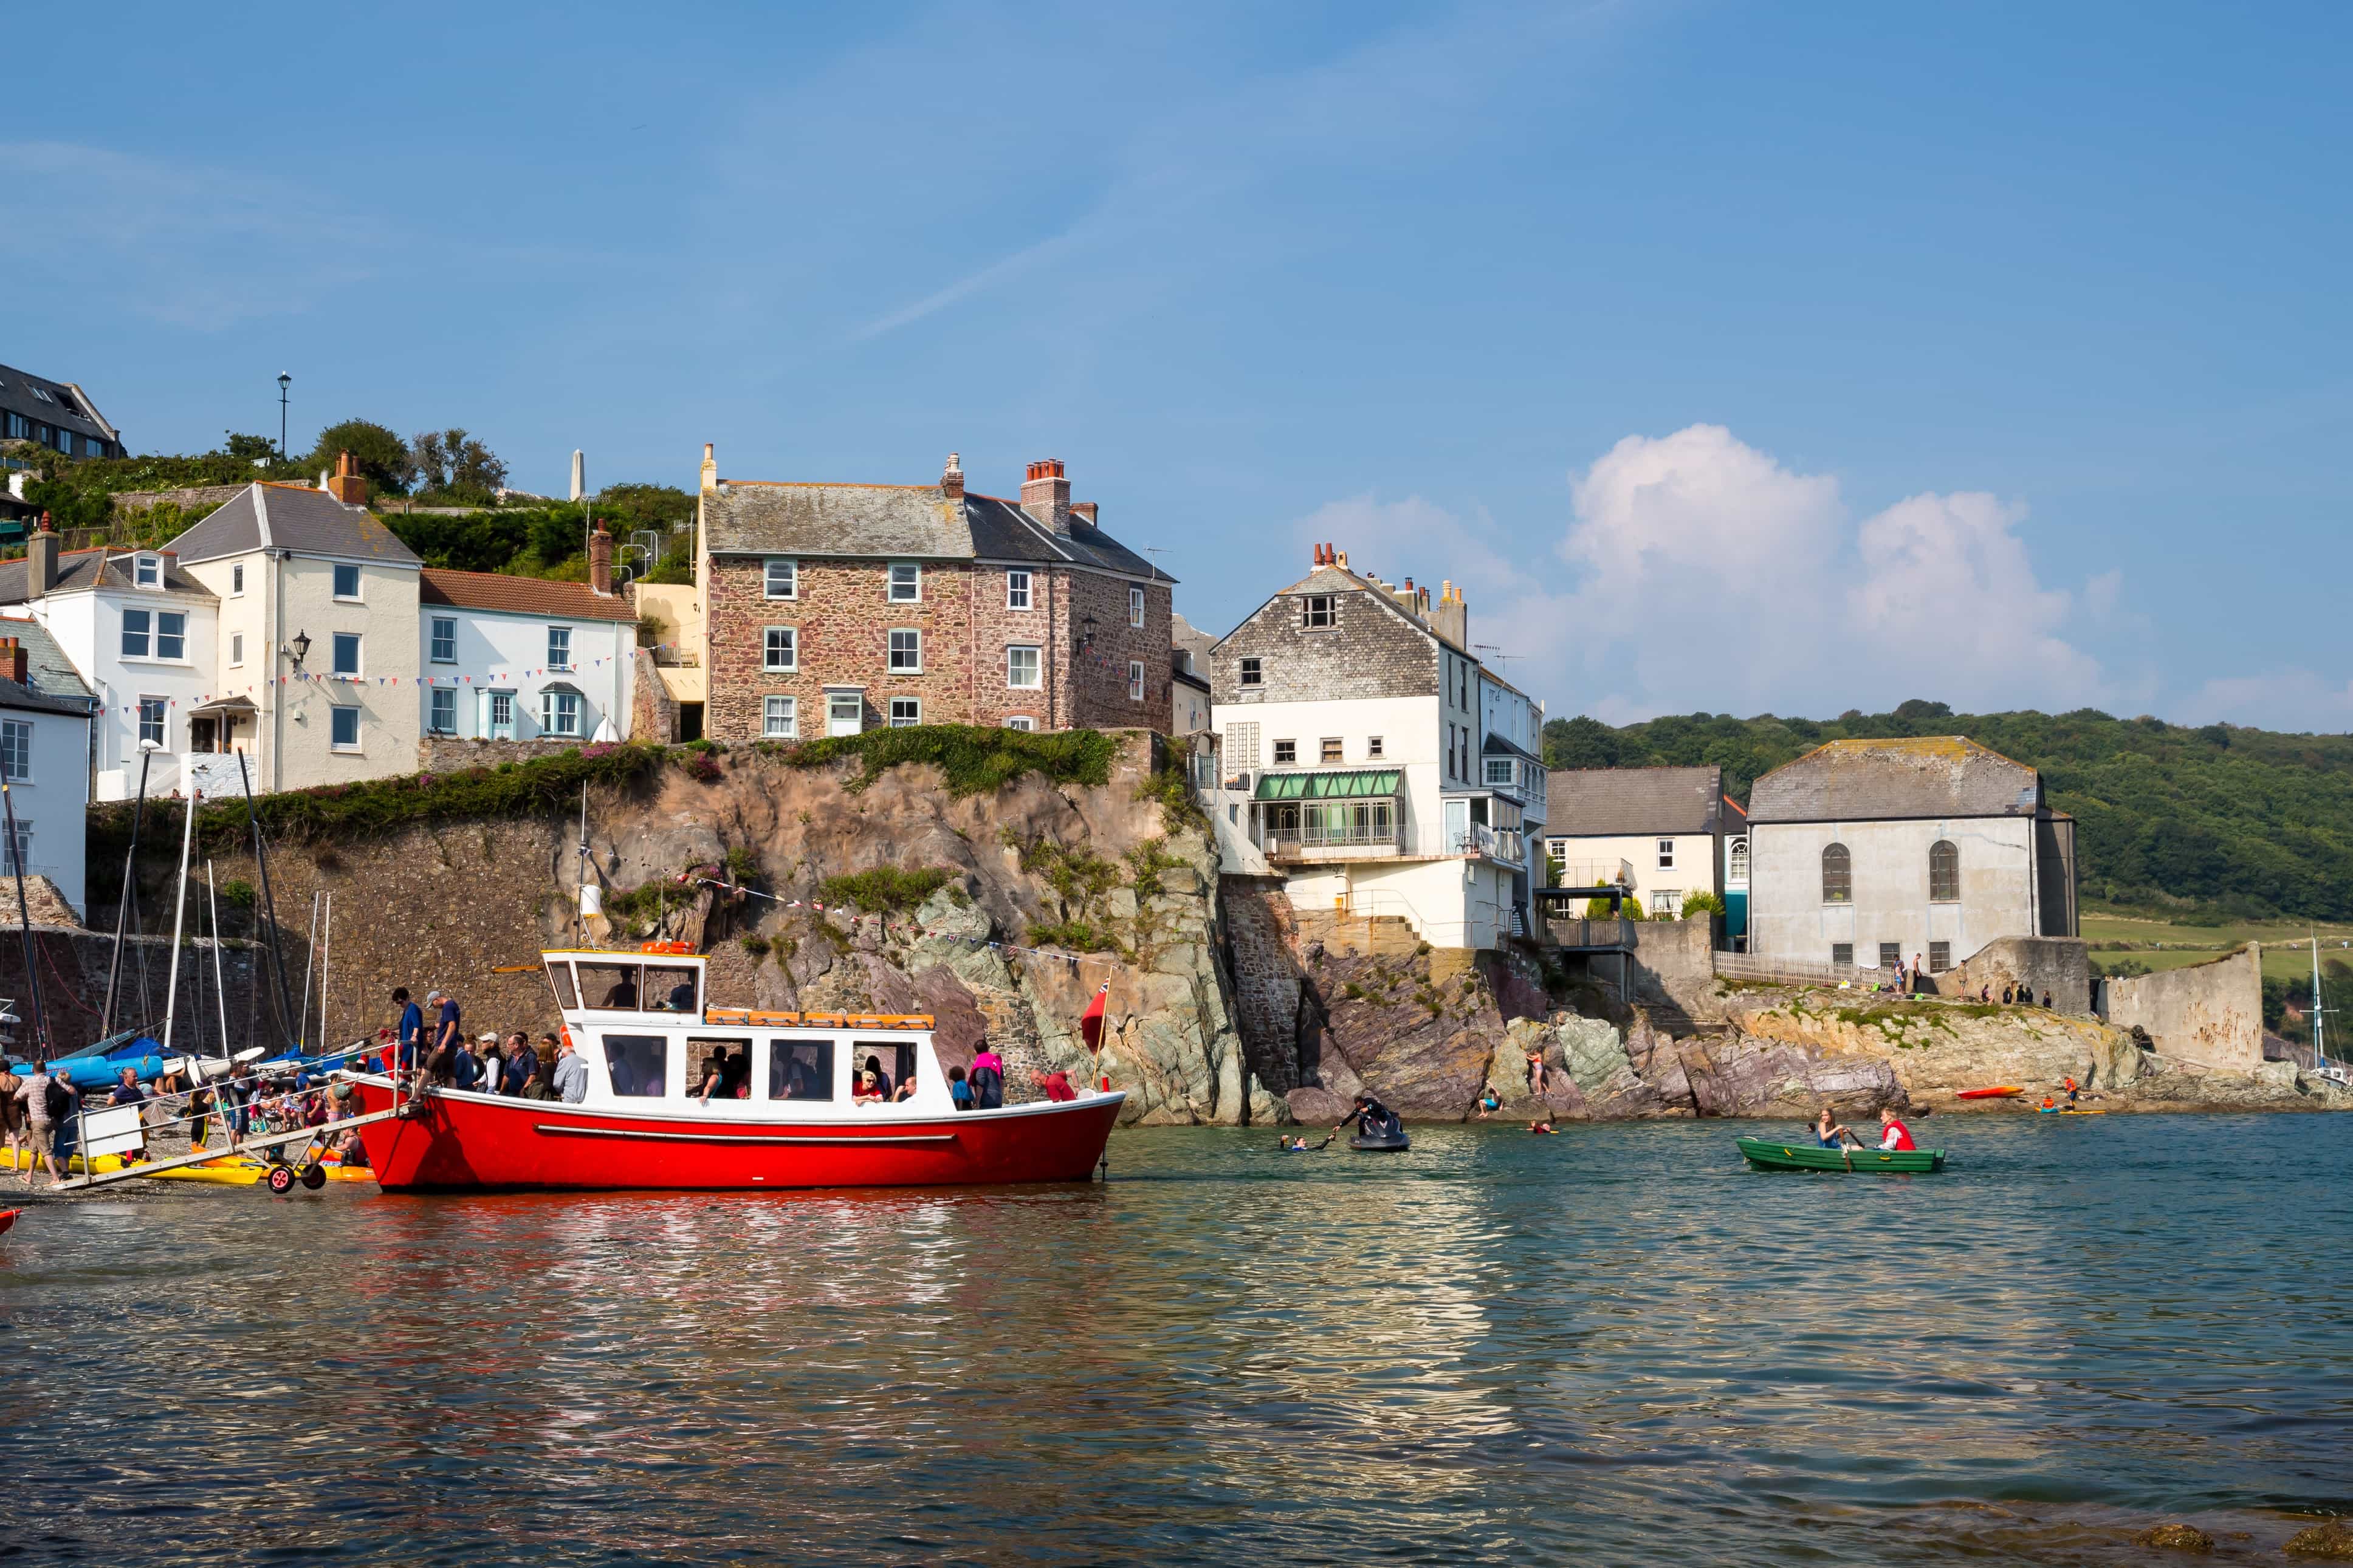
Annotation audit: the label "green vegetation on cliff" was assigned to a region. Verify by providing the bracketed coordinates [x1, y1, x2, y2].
[782, 724, 1118, 797]
[1543, 701, 2353, 923]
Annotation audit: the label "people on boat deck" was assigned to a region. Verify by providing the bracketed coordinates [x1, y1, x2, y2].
[968, 1048, 1005, 1110]
[480, 1034, 505, 1093]
[1878, 1107, 1915, 1151]
[860, 1054, 894, 1099]
[392, 987, 425, 1073]
[892, 1070, 922, 1103]
[1033, 1068, 1077, 1103]
[421, 989, 462, 1085]
[552, 1036, 588, 1104]
[452, 1035, 485, 1092]
[665, 979, 697, 1013]
[1815, 1107, 1863, 1149]
[529, 1034, 562, 1100]
[949, 1066, 974, 1112]
[851, 1066, 887, 1104]
[501, 1033, 538, 1097]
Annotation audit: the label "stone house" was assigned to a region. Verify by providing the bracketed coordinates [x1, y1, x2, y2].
[1206, 544, 1545, 948]
[0, 620, 94, 916]
[1542, 765, 1742, 928]
[1746, 736, 2078, 975]
[417, 536, 637, 751]
[696, 448, 1173, 739]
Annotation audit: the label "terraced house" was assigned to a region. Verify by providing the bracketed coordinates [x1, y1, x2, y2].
[696, 448, 1173, 739]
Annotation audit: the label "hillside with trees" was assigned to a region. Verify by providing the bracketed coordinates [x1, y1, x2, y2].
[1542, 702, 2353, 923]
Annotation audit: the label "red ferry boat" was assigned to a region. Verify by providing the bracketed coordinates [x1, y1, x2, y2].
[345, 947, 1121, 1192]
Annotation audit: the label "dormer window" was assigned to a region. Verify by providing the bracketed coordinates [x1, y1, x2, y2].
[133, 555, 162, 589]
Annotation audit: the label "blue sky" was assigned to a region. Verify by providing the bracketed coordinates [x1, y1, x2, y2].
[12, 1, 2348, 728]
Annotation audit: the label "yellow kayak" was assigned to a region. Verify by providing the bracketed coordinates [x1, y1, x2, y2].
[0, 1146, 373, 1184]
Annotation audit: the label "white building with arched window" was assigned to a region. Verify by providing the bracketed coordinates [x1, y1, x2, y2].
[1745, 736, 2077, 974]
[417, 570, 636, 752]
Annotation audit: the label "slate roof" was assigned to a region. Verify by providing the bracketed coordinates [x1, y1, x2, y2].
[0, 615, 97, 716]
[0, 547, 216, 606]
[1214, 561, 1465, 656]
[421, 569, 637, 623]
[1545, 766, 1727, 837]
[0, 362, 120, 450]
[165, 482, 421, 568]
[702, 482, 1170, 582]
[1746, 738, 2041, 824]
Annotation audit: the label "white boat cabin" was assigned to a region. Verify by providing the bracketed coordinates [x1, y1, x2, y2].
[541, 947, 952, 1116]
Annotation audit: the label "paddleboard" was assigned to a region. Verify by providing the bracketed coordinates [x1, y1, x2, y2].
[1956, 1086, 2022, 1099]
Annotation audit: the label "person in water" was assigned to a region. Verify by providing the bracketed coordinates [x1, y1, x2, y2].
[1528, 1118, 1556, 1135]
[1280, 1134, 1331, 1152]
[1877, 1106, 1916, 1151]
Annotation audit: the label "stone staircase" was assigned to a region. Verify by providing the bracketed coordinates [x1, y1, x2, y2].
[1292, 907, 1422, 959]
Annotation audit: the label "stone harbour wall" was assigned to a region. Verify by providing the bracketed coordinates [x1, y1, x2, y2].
[2100, 945, 2264, 1070]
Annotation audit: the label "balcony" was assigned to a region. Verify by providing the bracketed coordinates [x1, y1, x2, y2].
[1449, 821, 1524, 865]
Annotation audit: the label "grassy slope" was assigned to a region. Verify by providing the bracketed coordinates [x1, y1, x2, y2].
[1544, 703, 2353, 924]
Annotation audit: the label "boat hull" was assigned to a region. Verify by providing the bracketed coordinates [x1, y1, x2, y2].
[345, 1076, 1124, 1193]
[1737, 1137, 1945, 1174]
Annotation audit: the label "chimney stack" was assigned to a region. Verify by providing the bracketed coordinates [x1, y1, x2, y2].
[942, 452, 964, 501]
[1021, 459, 1071, 535]
[589, 522, 614, 597]
[1429, 580, 1468, 649]
[326, 449, 369, 505]
[28, 513, 58, 598]
[699, 442, 718, 492]
[0, 636, 24, 686]
[1068, 501, 1096, 527]
[570, 449, 586, 502]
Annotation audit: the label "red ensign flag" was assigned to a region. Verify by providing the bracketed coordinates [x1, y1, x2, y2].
[1080, 982, 1110, 1053]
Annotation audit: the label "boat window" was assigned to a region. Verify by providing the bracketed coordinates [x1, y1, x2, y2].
[768, 1038, 836, 1101]
[644, 965, 701, 1015]
[579, 963, 645, 1010]
[685, 1036, 753, 1100]
[854, 1039, 918, 1098]
[545, 961, 579, 1010]
[602, 1034, 668, 1097]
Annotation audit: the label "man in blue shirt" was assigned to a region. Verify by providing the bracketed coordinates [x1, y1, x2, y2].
[392, 987, 425, 1075]
[425, 989, 462, 1085]
[108, 1066, 149, 1107]
[501, 1032, 538, 1097]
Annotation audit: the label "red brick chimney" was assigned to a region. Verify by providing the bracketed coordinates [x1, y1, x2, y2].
[0, 635, 24, 686]
[326, 449, 369, 505]
[1021, 459, 1071, 535]
[27, 513, 57, 597]
[942, 452, 964, 501]
[589, 521, 614, 596]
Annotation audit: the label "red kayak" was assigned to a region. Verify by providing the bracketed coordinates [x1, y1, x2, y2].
[1956, 1086, 2024, 1100]
[0, 1208, 18, 1236]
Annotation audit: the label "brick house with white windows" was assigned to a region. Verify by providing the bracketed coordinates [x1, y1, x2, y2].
[696, 448, 1173, 740]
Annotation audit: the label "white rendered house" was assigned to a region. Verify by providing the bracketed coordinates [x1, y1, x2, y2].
[418, 568, 637, 746]
[0, 619, 95, 915]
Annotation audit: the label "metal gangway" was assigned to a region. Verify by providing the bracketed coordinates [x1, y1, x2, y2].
[47, 1042, 400, 1193]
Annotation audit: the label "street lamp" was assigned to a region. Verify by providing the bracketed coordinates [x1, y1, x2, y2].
[287, 630, 311, 671]
[277, 372, 291, 461]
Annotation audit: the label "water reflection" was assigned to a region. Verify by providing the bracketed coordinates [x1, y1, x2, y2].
[2, 1116, 2349, 1563]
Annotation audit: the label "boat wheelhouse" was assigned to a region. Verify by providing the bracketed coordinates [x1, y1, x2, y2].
[345, 945, 1122, 1192]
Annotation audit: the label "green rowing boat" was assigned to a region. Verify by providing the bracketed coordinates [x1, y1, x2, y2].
[1736, 1137, 1945, 1174]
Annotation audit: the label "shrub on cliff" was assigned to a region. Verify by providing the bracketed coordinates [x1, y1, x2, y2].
[780, 724, 1117, 798]
[819, 866, 956, 913]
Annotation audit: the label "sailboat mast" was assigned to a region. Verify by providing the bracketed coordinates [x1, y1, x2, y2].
[98, 747, 155, 1041]
[159, 782, 199, 1058]
[317, 891, 331, 1056]
[2313, 930, 2327, 1070]
[207, 861, 230, 1058]
[2, 779, 47, 1058]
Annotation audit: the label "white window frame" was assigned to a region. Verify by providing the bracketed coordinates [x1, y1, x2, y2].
[1485, 756, 1513, 788]
[230, 563, 245, 597]
[133, 554, 162, 589]
[1006, 570, 1032, 611]
[1, 818, 30, 875]
[0, 718, 31, 782]
[1367, 736, 1384, 759]
[763, 626, 797, 673]
[1130, 586, 1145, 628]
[486, 690, 516, 740]
[1006, 645, 1041, 690]
[1657, 838, 1675, 870]
[1272, 739, 1297, 765]
[120, 608, 152, 659]
[136, 696, 167, 749]
[1301, 594, 1333, 629]
[888, 562, 921, 603]
[540, 687, 583, 738]
[826, 692, 863, 736]
[763, 694, 798, 739]
[1003, 716, 1036, 731]
[332, 563, 363, 601]
[888, 628, 921, 673]
[156, 611, 187, 662]
[430, 617, 456, 664]
[1238, 657, 1262, 688]
[329, 705, 362, 751]
[888, 697, 921, 728]
[764, 558, 798, 600]
[1128, 660, 1146, 701]
[331, 631, 362, 679]
[546, 625, 574, 673]
[428, 686, 457, 735]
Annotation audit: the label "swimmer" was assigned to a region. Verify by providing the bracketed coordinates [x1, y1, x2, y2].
[1528, 1118, 1556, 1135]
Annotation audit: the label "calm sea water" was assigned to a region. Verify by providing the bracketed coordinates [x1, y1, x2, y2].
[3, 1115, 2349, 1564]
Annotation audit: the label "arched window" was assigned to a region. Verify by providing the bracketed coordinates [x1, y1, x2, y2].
[1929, 839, 1959, 902]
[1726, 836, 1749, 886]
[1821, 843, 1851, 904]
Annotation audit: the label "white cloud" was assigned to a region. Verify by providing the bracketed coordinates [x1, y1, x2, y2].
[2180, 668, 2353, 733]
[1286, 424, 2131, 724]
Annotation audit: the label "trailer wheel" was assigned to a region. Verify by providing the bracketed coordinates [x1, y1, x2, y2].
[299, 1163, 328, 1191]
[266, 1165, 297, 1196]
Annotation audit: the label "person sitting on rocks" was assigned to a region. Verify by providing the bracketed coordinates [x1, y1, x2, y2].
[1476, 1089, 1500, 1119]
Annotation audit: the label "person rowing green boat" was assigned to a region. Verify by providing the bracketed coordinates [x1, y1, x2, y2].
[1814, 1106, 1865, 1151]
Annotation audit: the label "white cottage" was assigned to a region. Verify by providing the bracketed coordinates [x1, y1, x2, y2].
[1745, 736, 2078, 975]
[417, 567, 637, 747]
[0, 620, 95, 916]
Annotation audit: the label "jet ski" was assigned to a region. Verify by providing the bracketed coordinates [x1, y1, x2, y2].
[1348, 1109, 1410, 1152]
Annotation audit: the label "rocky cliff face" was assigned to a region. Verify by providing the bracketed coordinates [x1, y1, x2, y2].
[154, 734, 1260, 1125]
